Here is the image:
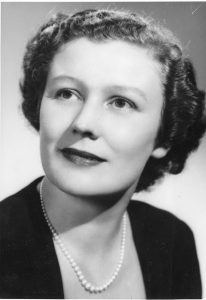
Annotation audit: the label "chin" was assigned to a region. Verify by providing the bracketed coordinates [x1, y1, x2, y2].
[42, 154, 139, 198]
[58, 177, 118, 197]
[45, 168, 125, 198]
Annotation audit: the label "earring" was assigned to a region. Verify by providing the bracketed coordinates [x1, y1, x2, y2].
[152, 147, 168, 159]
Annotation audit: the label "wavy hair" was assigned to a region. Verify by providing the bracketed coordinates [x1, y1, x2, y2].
[20, 9, 206, 191]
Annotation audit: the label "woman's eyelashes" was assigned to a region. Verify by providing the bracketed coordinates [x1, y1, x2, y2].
[108, 96, 138, 111]
[52, 88, 138, 111]
[54, 88, 82, 102]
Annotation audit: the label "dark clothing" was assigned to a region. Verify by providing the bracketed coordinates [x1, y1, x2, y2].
[0, 177, 202, 298]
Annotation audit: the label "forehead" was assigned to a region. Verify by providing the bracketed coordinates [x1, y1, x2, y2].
[47, 38, 163, 100]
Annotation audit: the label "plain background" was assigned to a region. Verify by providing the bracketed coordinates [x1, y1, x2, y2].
[1, 2, 206, 297]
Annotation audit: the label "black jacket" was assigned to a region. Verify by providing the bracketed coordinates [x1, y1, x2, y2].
[0, 177, 202, 298]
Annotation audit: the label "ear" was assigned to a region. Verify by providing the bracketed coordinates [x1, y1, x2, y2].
[151, 147, 168, 159]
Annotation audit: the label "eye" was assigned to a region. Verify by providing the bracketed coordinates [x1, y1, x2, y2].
[110, 97, 137, 110]
[55, 88, 81, 101]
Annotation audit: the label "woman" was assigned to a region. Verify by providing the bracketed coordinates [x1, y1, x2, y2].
[0, 9, 205, 299]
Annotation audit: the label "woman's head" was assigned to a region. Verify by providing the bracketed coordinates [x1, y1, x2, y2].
[20, 9, 206, 192]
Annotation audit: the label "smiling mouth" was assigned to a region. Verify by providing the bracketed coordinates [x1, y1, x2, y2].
[61, 148, 106, 166]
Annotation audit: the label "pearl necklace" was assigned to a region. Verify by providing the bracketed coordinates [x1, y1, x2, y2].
[39, 178, 127, 294]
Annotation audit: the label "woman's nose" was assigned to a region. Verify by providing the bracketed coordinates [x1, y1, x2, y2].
[71, 101, 100, 140]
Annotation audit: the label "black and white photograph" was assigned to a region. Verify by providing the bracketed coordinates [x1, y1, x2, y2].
[1, 2, 206, 298]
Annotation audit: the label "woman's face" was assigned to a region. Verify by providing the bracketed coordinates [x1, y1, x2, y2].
[40, 38, 166, 197]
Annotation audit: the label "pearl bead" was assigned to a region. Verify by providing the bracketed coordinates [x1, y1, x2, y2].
[79, 274, 84, 281]
[70, 257, 74, 263]
[93, 287, 99, 293]
[74, 265, 80, 272]
[82, 279, 87, 286]
[70, 261, 75, 268]
[85, 283, 91, 290]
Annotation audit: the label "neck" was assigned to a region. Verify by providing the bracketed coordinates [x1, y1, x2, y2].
[39, 176, 136, 250]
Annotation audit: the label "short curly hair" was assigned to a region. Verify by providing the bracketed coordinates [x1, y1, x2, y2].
[20, 9, 206, 192]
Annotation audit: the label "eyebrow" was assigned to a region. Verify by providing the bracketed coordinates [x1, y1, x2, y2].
[49, 75, 83, 86]
[109, 85, 147, 102]
[49, 75, 147, 102]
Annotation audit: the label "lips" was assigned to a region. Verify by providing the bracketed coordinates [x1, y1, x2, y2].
[61, 147, 106, 166]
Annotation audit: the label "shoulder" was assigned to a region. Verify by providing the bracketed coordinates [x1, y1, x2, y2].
[0, 177, 43, 238]
[0, 177, 42, 209]
[128, 200, 202, 298]
[0, 177, 60, 298]
[128, 199, 192, 239]
[128, 199, 196, 258]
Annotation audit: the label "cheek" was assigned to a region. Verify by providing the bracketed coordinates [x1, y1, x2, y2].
[106, 116, 160, 160]
[39, 100, 74, 144]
